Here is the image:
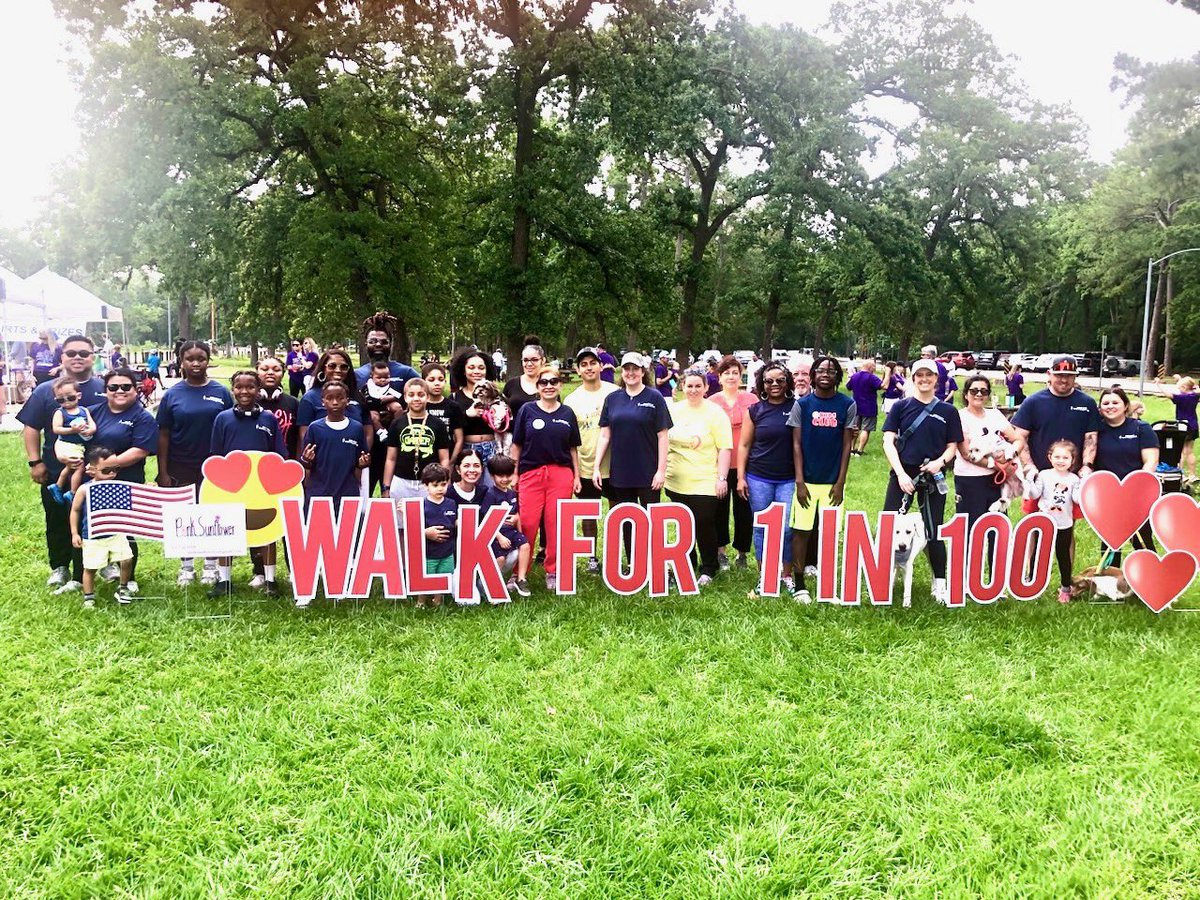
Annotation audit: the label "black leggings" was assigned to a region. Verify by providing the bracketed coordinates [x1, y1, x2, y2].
[608, 485, 660, 561]
[884, 467, 947, 579]
[1055, 528, 1074, 589]
[666, 490, 720, 577]
[955, 473, 1003, 526]
[1099, 522, 1156, 568]
[715, 470, 752, 554]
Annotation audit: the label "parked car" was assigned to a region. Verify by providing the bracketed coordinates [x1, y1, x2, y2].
[973, 350, 998, 369]
[937, 350, 976, 369]
[1007, 353, 1038, 370]
[1105, 355, 1141, 376]
[1028, 353, 1059, 373]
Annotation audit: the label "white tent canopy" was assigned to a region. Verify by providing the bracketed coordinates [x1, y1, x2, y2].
[1, 267, 127, 346]
[0, 266, 51, 344]
[24, 267, 124, 325]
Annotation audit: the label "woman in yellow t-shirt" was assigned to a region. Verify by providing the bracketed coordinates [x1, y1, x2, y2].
[666, 370, 734, 586]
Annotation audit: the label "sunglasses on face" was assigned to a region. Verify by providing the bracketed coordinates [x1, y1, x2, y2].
[967, 387, 990, 396]
[94, 466, 120, 475]
[326, 363, 351, 371]
[106, 383, 135, 392]
[291, 343, 301, 347]
[537, 378, 560, 387]
[63, 349, 93, 359]
[763, 377, 787, 386]
[55, 395, 79, 404]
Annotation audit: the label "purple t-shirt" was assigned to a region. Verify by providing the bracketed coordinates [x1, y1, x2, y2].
[846, 371, 882, 418]
[654, 363, 674, 398]
[883, 374, 905, 399]
[1006, 372, 1025, 397]
[598, 351, 617, 384]
[1173, 392, 1199, 431]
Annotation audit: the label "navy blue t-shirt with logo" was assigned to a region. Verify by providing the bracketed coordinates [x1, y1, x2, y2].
[1011, 388, 1101, 470]
[88, 402, 158, 484]
[1095, 418, 1157, 478]
[599, 388, 673, 488]
[745, 399, 795, 481]
[210, 408, 286, 457]
[883, 397, 965, 468]
[786, 392, 857, 485]
[512, 402, 582, 473]
[304, 418, 367, 499]
[156, 381, 234, 468]
[423, 495, 458, 559]
[297, 386, 364, 428]
[16, 376, 105, 476]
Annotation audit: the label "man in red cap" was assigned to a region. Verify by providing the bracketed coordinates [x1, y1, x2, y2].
[1011, 354, 1099, 474]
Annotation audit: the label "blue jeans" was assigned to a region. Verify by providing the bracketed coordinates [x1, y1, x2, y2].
[745, 473, 793, 566]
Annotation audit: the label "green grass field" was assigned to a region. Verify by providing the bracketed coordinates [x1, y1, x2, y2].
[3, 391, 1200, 896]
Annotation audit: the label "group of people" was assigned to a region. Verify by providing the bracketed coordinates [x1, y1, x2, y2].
[12, 313, 1188, 609]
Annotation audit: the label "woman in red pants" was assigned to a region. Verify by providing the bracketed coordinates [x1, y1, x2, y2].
[509, 365, 581, 592]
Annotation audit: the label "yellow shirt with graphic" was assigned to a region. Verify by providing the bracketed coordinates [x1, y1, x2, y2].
[564, 382, 618, 478]
[665, 399, 734, 496]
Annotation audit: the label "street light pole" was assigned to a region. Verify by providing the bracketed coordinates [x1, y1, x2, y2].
[1140, 247, 1200, 397]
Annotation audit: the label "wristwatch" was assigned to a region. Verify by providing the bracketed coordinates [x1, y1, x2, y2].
[28, 459, 41, 468]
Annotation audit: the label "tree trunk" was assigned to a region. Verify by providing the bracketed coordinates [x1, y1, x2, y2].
[249, 339, 259, 366]
[508, 71, 537, 323]
[813, 305, 833, 355]
[178, 291, 192, 340]
[564, 319, 579, 361]
[897, 327, 914, 364]
[761, 212, 796, 360]
[1145, 262, 1167, 380]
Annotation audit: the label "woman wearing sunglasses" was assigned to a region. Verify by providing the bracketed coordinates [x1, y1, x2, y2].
[295, 349, 365, 450]
[156, 341, 234, 585]
[285, 339, 313, 398]
[86, 367, 159, 592]
[737, 362, 797, 589]
[509, 365, 581, 592]
[954, 374, 1023, 529]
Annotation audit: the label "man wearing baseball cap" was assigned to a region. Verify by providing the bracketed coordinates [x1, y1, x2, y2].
[1011, 354, 1100, 473]
[563, 347, 618, 573]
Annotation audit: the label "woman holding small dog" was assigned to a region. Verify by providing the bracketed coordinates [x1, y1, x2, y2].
[882, 358, 964, 605]
[449, 348, 501, 488]
[955, 374, 1024, 527]
[1094, 386, 1158, 564]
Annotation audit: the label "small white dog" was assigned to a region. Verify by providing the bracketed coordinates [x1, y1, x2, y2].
[891, 511, 927, 608]
[966, 441, 1025, 514]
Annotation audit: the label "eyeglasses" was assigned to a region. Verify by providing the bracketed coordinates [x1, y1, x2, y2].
[291, 343, 301, 347]
[95, 466, 119, 475]
[63, 349, 93, 359]
[763, 377, 787, 385]
[106, 383, 135, 392]
[537, 378, 560, 387]
[522, 357, 541, 364]
[326, 363, 351, 371]
[55, 395, 79, 404]
[967, 387, 990, 396]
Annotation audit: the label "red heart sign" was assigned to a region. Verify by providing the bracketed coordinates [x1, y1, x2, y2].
[1150, 493, 1200, 563]
[1122, 549, 1197, 614]
[202, 451, 252, 494]
[258, 452, 305, 495]
[1080, 470, 1160, 550]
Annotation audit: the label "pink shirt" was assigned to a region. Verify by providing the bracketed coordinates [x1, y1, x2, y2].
[711, 391, 758, 468]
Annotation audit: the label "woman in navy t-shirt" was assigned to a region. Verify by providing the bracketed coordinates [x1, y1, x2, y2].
[736, 362, 796, 584]
[510, 365, 581, 590]
[593, 352, 672, 507]
[296, 349, 365, 449]
[1095, 386, 1159, 564]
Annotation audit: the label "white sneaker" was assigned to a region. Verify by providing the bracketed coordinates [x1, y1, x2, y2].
[697, 573, 713, 587]
[177, 568, 196, 587]
[53, 580, 82, 595]
[248, 574, 267, 589]
[46, 566, 69, 587]
[781, 575, 795, 592]
[295, 596, 311, 609]
[126, 580, 139, 595]
[804, 566, 818, 579]
[932, 578, 949, 606]
[99, 563, 120, 583]
[199, 568, 219, 586]
[793, 587, 813, 605]
[586, 557, 601, 574]
[82, 597, 95, 609]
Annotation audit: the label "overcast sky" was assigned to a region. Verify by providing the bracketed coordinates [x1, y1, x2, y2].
[1, 0, 1198, 230]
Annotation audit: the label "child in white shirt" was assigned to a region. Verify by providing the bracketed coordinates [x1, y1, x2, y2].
[1022, 439, 1083, 604]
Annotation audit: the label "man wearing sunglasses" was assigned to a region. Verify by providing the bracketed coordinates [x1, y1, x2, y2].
[17, 335, 105, 591]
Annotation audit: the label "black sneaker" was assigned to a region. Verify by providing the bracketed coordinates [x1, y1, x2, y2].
[207, 580, 233, 598]
[514, 579, 532, 597]
[263, 580, 280, 598]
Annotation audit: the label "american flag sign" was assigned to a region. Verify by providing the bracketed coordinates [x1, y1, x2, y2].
[86, 481, 196, 540]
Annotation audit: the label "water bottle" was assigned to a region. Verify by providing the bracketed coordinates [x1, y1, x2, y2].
[933, 470, 948, 495]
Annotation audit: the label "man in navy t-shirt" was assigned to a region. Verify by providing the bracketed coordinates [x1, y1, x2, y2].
[17, 335, 105, 590]
[353, 326, 418, 392]
[1011, 355, 1099, 472]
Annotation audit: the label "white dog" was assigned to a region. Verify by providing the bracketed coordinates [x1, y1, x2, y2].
[966, 442, 1025, 514]
[891, 511, 927, 608]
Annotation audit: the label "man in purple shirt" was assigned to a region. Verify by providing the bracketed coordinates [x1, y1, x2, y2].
[846, 359, 883, 456]
[596, 343, 616, 384]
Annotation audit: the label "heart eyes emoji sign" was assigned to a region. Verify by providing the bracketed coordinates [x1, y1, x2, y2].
[199, 451, 305, 546]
